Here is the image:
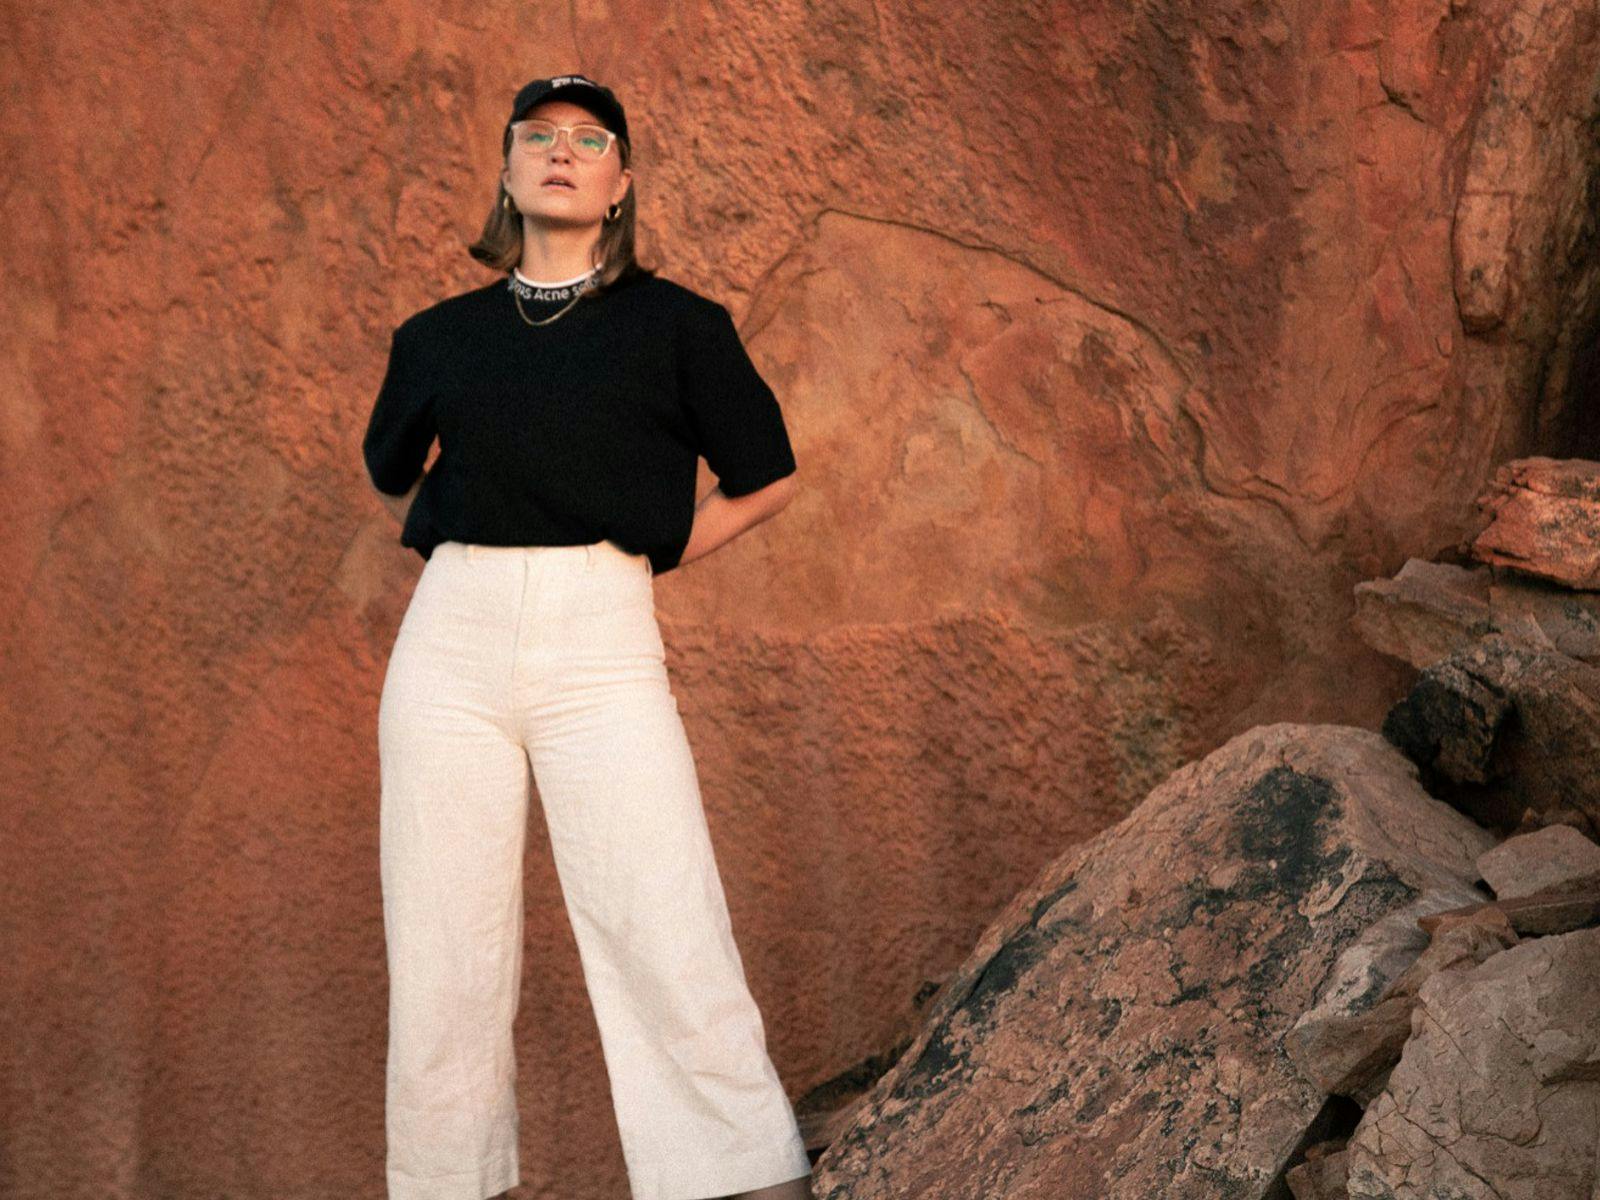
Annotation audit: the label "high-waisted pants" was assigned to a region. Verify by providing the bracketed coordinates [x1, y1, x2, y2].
[377, 538, 812, 1200]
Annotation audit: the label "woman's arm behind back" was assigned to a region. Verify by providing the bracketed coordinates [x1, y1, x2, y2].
[374, 475, 422, 527]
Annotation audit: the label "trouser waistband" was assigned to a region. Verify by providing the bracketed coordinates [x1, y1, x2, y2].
[435, 539, 648, 574]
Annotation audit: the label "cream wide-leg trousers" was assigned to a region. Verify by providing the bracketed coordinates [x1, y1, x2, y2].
[377, 538, 812, 1200]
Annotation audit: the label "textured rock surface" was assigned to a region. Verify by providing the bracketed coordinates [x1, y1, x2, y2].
[1353, 554, 1600, 669]
[1344, 927, 1600, 1200]
[1473, 458, 1600, 588]
[6, 0, 1600, 1196]
[1479, 824, 1600, 899]
[1382, 634, 1600, 838]
[1351, 558, 1504, 667]
[1284, 902, 1510, 1106]
[1286, 1143, 1353, 1200]
[1286, 906, 1516, 1106]
[813, 724, 1494, 1198]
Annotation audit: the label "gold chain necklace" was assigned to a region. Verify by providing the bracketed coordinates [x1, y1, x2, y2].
[514, 288, 583, 326]
[509, 271, 596, 327]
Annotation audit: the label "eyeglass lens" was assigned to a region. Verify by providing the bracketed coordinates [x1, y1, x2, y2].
[514, 120, 612, 160]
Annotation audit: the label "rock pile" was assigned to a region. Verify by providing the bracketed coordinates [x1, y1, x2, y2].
[807, 457, 1600, 1199]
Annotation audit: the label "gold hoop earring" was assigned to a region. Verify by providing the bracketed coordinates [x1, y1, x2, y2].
[503, 193, 515, 213]
[606, 202, 621, 221]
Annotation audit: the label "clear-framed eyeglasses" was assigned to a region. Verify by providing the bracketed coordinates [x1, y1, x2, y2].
[510, 119, 618, 161]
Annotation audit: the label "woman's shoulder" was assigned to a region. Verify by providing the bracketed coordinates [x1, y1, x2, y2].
[381, 283, 502, 359]
[623, 271, 726, 318]
[395, 279, 504, 334]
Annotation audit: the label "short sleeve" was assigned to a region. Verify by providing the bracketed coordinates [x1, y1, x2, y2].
[676, 301, 797, 498]
[362, 320, 437, 496]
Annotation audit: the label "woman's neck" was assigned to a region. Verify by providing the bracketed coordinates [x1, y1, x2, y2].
[514, 265, 597, 287]
[516, 228, 602, 287]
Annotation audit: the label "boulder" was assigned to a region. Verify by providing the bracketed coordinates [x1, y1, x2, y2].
[813, 724, 1493, 1198]
[1382, 635, 1600, 838]
[1284, 905, 1515, 1106]
[1344, 927, 1600, 1199]
[1477, 824, 1600, 900]
[1351, 558, 1600, 669]
[1472, 458, 1600, 590]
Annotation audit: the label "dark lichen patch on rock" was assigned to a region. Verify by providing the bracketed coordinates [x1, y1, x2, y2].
[1095, 995, 1124, 1035]
[892, 1017, 971, 1104]
[963, 930, 1047, 1022]
[1233, 765, 1349, 902]
[893, 877, 1088, 1104]
[1028, 875, 1081, 925]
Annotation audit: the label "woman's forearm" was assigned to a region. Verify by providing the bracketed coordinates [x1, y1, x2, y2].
[376, 476, 422, 526]
[676, 473, 797, 569]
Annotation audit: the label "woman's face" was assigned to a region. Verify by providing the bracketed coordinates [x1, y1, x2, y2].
[502, 98, 632, 230]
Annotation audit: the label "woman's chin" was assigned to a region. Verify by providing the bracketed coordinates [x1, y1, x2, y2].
[523, 203, 600, 227]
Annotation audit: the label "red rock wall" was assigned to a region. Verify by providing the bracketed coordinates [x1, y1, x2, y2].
[4, 1, 1598, 1196]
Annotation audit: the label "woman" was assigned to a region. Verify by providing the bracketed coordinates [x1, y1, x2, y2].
[362, 74, 813, 1200]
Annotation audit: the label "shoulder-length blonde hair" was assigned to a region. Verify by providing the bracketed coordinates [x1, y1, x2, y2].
[468, 121, 654, 297]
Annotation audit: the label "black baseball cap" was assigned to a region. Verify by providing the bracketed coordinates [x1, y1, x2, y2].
[505, 74, 629, 147]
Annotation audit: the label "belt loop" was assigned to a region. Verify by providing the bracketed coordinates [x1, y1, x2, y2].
[584, 542, 597, 571]
[466, 544, 478, 561]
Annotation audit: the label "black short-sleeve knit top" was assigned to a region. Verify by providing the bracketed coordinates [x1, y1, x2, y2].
[361, 265, 797, 576]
